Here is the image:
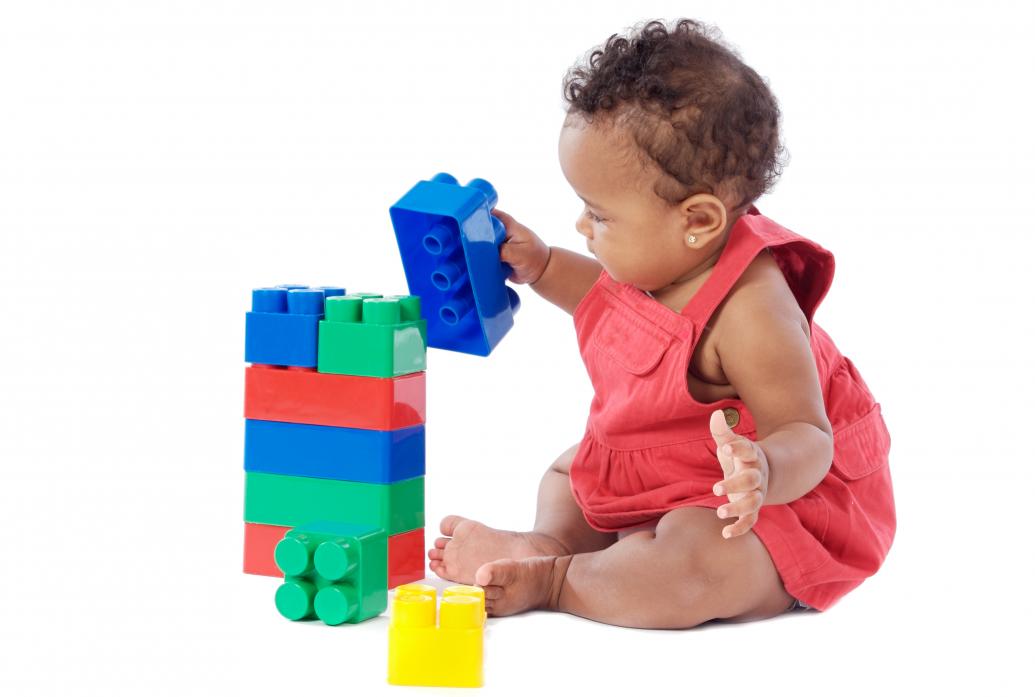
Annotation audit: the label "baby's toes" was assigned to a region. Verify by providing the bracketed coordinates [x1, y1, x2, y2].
[474, 559, 517, 588]
[475, 560, 518, 616]
[439, 515, 467, 537]
[428, 546, 444, 561]
[434, 537, 449, 549]
[481, 584, 503, 613]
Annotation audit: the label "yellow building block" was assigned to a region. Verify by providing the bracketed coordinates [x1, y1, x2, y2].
[387, 584, 485, 687]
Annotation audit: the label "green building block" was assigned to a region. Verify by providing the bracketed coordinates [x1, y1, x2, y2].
[274, 521, 388, 625]
[317, 294, 428, 378]
[244, 472, 424, 536]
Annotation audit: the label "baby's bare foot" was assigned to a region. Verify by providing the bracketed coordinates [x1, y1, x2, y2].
[474, 556, 569, 617]
[427, 515, 568, 585]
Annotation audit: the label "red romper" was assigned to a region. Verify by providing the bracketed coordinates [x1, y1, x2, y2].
[569, 209, 896, 611]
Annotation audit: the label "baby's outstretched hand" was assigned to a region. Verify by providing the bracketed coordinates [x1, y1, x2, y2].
[709, 410, 770, 539]
[493, 208, 551, 285]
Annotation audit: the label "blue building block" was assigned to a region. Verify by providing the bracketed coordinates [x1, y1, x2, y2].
[390, 173, 521, 357]
[244, 285, 346, 368]
[244, 419, 425, 484]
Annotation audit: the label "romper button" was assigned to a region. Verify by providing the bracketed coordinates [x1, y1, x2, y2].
[722, 408, 740, 428]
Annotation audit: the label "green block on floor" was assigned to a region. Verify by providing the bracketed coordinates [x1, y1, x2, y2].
[317, 294, 427, 378]
[274, 521, 388, 625]
[244, 472, 424, 536]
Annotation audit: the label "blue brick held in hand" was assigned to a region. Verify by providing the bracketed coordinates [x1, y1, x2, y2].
[390, 173, 521, 356]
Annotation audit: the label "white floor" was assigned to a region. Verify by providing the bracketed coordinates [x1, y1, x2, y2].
[0, 460, 1023, 696]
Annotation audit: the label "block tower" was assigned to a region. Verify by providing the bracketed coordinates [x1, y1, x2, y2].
[242, 284, 428, 591]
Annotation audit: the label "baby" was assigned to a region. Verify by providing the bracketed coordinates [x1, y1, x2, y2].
[428, 19, 896, 629]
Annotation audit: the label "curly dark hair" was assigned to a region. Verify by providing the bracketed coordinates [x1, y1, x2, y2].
[563, 19, 784, 209]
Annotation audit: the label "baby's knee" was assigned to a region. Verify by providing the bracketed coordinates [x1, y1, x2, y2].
[549, 442, 581, 475]
[653, 509, 736, 591]
[653, 506, 791, 622]
[631, 545, 724, 628]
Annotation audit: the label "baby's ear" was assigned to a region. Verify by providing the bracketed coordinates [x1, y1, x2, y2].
[680, 193, 728, 243]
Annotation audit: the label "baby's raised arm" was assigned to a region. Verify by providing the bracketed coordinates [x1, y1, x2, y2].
[494, 209, 602, 315]
[717, 262, 835, 505]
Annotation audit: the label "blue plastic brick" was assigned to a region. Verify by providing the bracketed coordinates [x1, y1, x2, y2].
[244, 285, 346, 367]
[244, 419, 425, 484]
[390, 173, 521, 356]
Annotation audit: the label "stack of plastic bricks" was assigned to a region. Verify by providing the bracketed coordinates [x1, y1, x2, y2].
[242, 284, 427, 589]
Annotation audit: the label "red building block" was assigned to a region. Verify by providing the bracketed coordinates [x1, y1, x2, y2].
[244, 366, 426, 430]
[388, 527, 426, 588]
[243, 522, 289, 576]
[244, 522, 425, 588]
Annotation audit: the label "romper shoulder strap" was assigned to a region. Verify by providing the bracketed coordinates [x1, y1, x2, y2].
[680, 208, 836, 327]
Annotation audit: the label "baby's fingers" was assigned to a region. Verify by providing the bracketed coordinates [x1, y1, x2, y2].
[722, 511, 759, 539]
[491, 208, 518, 237]
[718, 439, 759, 463]
[713, 468, 762, 497]
[716, 490, 763, 520]
[709, 410, 738, 449]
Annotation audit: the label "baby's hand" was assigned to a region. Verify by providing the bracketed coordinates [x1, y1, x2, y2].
[493, 208, 551, 285]
[709, 410, 770, 539]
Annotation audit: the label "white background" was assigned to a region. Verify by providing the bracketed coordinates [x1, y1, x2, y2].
[1, 1, 1032, 695]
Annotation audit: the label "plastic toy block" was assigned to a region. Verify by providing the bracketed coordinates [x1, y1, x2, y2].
[274, 521, 388, 625]
[244, 419, 425, 484]
[244, 472, 424, 536]
[317, 294, 427, 378]
[244, 523, 425, 587]
[243, 519, 291, 571]
[245, 285, 346, 368]
[245, 522, 294, 578]
[388, 527, 425, 588]
[243, 522, 290, 576]
[387, 584, 486, 687]
[390, 172, 521, 357]
[244, 366, 426, 430]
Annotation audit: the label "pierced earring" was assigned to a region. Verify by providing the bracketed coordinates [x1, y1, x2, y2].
[687, 234, 698, 245]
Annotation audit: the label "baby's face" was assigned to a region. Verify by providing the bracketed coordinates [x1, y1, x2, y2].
[558, 117, 697, 292]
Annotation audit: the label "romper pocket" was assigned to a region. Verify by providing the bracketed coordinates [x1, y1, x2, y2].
[789, 491, 830, 548]
[830, 403, 891, 480]
[589, 306, 671, 375]
[821, 401, 896, 564]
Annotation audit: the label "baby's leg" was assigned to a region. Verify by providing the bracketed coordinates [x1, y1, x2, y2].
[475, 506, 794, 629]
[429, 442, 616, 584]
[530, 442, 617, 554]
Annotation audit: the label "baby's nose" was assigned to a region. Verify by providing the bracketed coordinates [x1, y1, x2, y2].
[575, 216, 592, 239]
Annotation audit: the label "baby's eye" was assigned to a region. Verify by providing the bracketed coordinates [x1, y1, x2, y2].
[586, 210, 606, 223]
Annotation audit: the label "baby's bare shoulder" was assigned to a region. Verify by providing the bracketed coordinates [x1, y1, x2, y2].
[714, 251, 808, 334]
[689, 250, 811, 395]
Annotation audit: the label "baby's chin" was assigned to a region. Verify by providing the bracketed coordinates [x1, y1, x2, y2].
[606, 268, 671, 293]
[592, 250, 662, 290]
[601, 266, 643, 289]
